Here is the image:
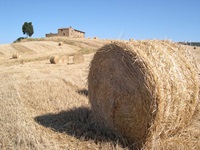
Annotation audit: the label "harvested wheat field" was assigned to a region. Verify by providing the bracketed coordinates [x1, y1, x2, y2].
[0, 37, 199, 150]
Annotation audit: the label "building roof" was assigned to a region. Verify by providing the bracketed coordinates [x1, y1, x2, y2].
[58, 26, 85, 33]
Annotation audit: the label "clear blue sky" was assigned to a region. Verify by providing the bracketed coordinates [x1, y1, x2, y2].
[0, 0, 199, 44]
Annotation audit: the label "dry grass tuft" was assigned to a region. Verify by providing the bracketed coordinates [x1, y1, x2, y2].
[88, 40, 199, 149]
[73, 53, 84, 64]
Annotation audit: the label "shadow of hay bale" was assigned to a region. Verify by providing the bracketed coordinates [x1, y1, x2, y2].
[34, 107, 132, 149]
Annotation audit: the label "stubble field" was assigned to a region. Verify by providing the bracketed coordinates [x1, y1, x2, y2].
[0, 37, 199, 150]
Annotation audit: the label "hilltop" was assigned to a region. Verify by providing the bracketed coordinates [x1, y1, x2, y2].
[0, 37, 111, 67]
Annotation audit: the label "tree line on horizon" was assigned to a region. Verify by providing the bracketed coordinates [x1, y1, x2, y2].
[179, 41, 200, 47]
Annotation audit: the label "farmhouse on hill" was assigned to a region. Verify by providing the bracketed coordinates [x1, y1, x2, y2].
[46, 26, 85, 38]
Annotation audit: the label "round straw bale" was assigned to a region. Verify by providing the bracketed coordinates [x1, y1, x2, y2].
[61, 55, 69, 64]
[58, 42, 63, 46]
[88, 40, 199, 148]
[50, 55, 62, 64]
[73, 53, 84, 64]
[12, 53, 20, 59]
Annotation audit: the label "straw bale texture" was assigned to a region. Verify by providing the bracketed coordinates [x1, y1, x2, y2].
[12, 53, 20, 59]
[73, 53, 84, 64]
[50, 55, 62, 64]
[61, 55, 69, 64]
[88, 40, 199, 148]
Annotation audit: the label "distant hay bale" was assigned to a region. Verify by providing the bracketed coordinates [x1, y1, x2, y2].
[61, 55, 69, 64]
[58, 42, 63, 46]
[50, 55, 69, 64]
[93, 36, 98, 39]
[73, 53, 84, 64]
[12, 53, 20, 59]
[50, 55, 62, 64]
[88, 40, 199, 148]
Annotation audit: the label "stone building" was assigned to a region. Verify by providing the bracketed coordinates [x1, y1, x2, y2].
[46, 26, 85, 38]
